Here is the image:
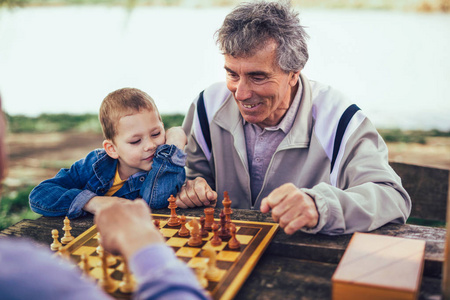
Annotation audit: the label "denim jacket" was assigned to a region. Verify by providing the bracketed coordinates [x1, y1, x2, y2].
[29, 144, 186, 219]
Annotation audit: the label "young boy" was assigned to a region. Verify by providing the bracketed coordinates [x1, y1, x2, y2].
[29, 88, 187, 219]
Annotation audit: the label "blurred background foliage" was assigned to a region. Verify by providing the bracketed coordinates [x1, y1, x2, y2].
[4, 113, 449, 143]
[0, 186, 38, 230]
[0, 0, 449, 12]
[5, 113, 185, 133]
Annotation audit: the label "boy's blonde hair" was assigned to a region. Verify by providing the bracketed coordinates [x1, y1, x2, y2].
[99, 88, 161, 141]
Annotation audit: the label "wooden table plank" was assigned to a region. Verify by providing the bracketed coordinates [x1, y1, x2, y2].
[236, 254, 334, 300]
[236, 254, 442, 300]
[0, 208, 445, 299]
[1, 208, 445, 277]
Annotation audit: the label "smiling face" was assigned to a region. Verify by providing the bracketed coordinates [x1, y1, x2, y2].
[103, 109, 165, 180]
[224, 40, 300, 128]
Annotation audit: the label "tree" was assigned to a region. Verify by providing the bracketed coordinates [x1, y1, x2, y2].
[0, 0, 30, 7]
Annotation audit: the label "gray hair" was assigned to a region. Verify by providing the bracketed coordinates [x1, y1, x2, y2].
[215, 0, 309, 72]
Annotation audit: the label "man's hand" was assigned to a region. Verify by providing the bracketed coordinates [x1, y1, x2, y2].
[94, 199, 165, 260]
[165, 126, 187, 150]
[260, 183, 318, 235]
[176, 177, 217, 208]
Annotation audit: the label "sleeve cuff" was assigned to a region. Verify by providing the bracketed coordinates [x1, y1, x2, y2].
[129, 244, 179, 278]
[171, 147, 187, 166]
[156, 144, 187, 167]
[67, 189, 97, 219]
[299, 188, 328, 234]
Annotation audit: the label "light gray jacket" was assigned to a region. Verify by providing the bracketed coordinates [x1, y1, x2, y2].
[182, 74, 411, 235]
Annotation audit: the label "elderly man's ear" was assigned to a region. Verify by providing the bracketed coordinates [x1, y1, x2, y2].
[289, 70, 301, 87]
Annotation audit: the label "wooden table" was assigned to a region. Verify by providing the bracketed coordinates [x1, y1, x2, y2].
[0, 207, 445, 300]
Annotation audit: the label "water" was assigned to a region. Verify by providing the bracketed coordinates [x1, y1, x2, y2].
[0, 6, 449, 130]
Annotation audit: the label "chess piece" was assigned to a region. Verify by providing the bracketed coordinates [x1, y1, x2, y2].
[204, 207, 215, 231]
[167, 195, 181, 227]
[199, 216, 209, 238]
[50, 229, 62, 251]
[210, 223, 222, 247]
[119, 259, 135, 293]
[61, 216, 74, 244]
[95, 232, 102, 254]
[218, 210, 231, 239]
[192, 260, 208, 288]
[178, 215, 190, 237]
[81, 253, 90, 276]
[222, 191, 232, 228]
[202, 246, 221, 281]
[96, 233, 117, 267]
[228, 223, 241, 250]
[57, 245, 70, 260]
[187, 218, 202, 247]
[153, 219, 160, 230]
[98, 245, 116, 293]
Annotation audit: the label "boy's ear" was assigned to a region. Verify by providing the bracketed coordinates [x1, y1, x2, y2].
[103, 140, 119, 159]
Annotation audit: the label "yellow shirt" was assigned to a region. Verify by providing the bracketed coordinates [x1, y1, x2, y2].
[105, 166, 126, 196]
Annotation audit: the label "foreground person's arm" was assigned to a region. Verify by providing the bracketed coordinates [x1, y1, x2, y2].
[95, 199, 210, 300]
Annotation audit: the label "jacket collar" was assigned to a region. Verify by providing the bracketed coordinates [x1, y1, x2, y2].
[279, 72, 312, 149]
[92, 149, 117, 186]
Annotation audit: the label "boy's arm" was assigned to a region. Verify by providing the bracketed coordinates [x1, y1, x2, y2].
[140, 144, 186, 209]
[165, 126, 187, 150]
[82, 196, 124, 215]
[29, 150, 103, 219]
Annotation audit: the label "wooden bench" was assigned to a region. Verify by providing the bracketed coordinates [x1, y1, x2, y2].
[390, 162, 450, 298]
[390, 162, 450, 223]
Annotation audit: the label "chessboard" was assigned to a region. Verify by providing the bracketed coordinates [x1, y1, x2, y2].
[58, 213, 279, 300]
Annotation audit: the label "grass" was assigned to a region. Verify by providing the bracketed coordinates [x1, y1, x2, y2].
[0, 185, 41, 230]
[406, 217, 446, 227]
[5, 112, 185, 133]
[378, 128, 450, 144]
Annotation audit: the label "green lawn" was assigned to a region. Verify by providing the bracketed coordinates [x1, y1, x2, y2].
[0, 185, 40, 230]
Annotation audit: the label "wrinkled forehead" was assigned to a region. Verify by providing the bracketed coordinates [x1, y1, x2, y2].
[228, 37, 277, 59]
[224, 40, 281, 72]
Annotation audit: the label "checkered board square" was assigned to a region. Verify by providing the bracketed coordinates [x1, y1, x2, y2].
[60, 214, 279, 300]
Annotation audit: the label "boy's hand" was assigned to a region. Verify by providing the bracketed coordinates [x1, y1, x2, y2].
[94, 199, 164, 259]
[83, 196, 125, 215]
[165, 126, 187, 150]
[176, 177, 217, 208]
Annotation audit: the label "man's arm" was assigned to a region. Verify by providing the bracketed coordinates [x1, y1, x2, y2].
[0, 238, 111, 300]
[95, 199, 210, 300]
[176, 102, 217, 209]
[261, 119, 411, 235]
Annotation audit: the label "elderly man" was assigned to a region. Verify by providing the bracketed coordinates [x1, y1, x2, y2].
[178, 1, 410, 235]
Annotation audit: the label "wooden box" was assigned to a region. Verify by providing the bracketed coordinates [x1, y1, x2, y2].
[332, 232, 425, 300]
